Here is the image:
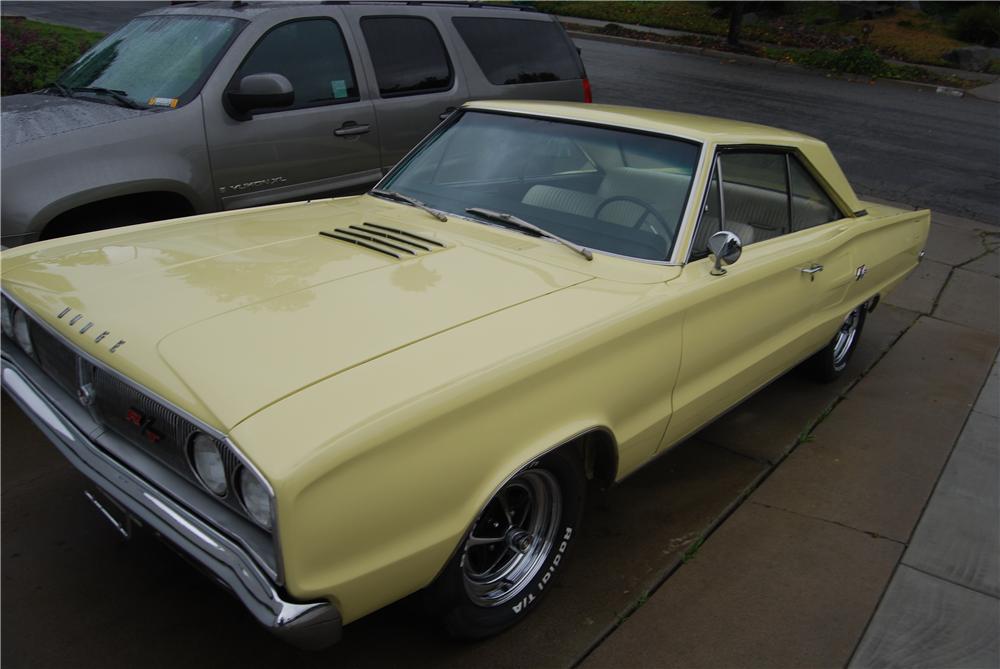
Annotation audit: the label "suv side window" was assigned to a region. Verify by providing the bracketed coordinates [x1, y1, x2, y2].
[235, 19, 359, 110]
[452, 17, 582, 85]
[360, 17, 453, 97]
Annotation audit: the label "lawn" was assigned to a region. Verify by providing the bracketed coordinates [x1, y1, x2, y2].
[1, 17, 103, 95]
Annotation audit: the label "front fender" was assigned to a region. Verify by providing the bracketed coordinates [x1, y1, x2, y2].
[230, 280, 684, 623]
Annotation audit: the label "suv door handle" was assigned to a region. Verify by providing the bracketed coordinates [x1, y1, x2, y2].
[801, 264, 824, 281]
[334, 122, 370, 137]
[439, 107, 456, 120]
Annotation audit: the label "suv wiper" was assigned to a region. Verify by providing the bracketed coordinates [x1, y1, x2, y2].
[69, 87, 144, 110]
[465, 207, 593, 261]
[371, 189, 448, 222]
[43, 82, 74, 98]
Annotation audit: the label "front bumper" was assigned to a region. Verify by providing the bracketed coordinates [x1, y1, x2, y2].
[1, 348, 342, 650]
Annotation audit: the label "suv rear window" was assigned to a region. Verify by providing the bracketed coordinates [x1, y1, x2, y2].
[361, 17, 453, 97]
[452, 17, 581, 86]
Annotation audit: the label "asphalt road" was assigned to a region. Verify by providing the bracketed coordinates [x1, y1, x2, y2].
[576, 37, 1000, 224]
[2, 3, 998, 222]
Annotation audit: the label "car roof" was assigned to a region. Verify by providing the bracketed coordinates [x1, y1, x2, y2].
[144, 1, 541, 20]
[464, 101, 863, 213]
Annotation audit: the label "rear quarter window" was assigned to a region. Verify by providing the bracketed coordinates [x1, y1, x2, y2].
[451, 17, 581, 85]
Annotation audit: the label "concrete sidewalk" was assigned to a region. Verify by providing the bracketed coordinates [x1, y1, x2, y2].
[581, 211, 999, 668]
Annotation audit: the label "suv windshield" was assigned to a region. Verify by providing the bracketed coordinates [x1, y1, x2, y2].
[380, 111, 701, 261]
[57, 15, 243, 108]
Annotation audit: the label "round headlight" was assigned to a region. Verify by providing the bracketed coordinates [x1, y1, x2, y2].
[238, 467, 273, 530]
[12, 310, 33, 356]
[190, 433, 227, 496]
[1, 301, 13, 339]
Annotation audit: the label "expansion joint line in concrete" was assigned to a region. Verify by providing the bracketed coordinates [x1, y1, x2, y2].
[572, 313, 920, 669]
[748, 501, 906, 546]
[846, 361, 998, 665]
[902, 563, 1000, 600]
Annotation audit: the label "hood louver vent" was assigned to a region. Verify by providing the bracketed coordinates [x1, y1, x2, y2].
[320, 222, 444, 259]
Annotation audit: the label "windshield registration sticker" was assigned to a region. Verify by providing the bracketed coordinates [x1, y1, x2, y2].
[148, 97, 179, 108]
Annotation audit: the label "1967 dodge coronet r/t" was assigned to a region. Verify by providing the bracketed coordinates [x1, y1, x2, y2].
[0, 101, 929, 648]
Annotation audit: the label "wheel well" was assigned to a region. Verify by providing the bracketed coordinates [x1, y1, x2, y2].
[40, 192, 196, 240]
[568, 428, 618, 489]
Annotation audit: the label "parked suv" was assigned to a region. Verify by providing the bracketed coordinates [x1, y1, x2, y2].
[0, 1, 590, 247]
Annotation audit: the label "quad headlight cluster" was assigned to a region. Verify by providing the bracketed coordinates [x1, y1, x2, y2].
[187, 431, 274, 530]
[2, 296, 34, 357]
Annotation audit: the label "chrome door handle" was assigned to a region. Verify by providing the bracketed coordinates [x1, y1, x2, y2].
[334, 122, 370, 137]
[801, 264, 824, 281]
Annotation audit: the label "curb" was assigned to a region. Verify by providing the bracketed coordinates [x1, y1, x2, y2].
[567, 29, 992, 103]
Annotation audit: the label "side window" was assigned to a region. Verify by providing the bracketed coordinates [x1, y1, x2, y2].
[452, 17, 582, 85]
[360, 17, 452, 97]
[235, 19, 359, 110]
[691, 152, 788, 258]
[789, 156, 842, 231]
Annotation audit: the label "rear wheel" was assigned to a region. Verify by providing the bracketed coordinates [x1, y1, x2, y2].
[808, 305, 866, 382]
[426, 448, 585, 639]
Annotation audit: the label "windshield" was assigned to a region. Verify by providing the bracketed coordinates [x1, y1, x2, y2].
[380, 111, 701, 261]
[58, 15, 243, 107]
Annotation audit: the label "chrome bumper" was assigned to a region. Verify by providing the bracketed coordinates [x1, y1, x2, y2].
[1, 349, 341, 650]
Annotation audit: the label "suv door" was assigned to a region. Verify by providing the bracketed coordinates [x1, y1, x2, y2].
[205, 14, 381, 210]
[341, 7, 469, 171]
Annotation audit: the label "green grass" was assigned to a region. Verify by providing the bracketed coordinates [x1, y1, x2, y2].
[537, 2, 979, 69]
[1, 17, 103, 95]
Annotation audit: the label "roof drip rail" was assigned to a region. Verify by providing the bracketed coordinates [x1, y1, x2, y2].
[320, 0, 536, 10]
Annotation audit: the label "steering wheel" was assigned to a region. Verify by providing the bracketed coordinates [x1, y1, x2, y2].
[594, 195, 674, 246]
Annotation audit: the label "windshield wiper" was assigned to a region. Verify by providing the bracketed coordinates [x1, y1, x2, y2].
[371, 189, 448, 222]
[69, 87, 144, 110]
[465, 207, 593, 261]
[43, 82, 74, 98]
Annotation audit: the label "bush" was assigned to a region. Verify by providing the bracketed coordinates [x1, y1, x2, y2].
[797, 46, 887, 76]
[952, 3, 1000, 46]
[1, 17, 102, 96]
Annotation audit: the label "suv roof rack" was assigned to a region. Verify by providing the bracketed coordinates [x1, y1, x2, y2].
[320, 1, 538, 11]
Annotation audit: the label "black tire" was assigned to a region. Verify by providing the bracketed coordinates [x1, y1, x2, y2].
[808, 305, 867, 383]
[426, 448, 586, 640]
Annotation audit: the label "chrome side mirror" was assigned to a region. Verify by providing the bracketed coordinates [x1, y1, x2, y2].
[708, 231, 742, 276]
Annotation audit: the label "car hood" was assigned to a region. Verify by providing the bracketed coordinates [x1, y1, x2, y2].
[0, 198, 593, 429]
[1, 93, 154, 149]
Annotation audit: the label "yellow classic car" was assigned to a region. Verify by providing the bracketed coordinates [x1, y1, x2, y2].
[0, 101, 929, 648]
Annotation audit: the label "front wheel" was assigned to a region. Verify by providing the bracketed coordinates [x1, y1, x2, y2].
[808, 305, 867, 382]
[426, 449, 585, 639]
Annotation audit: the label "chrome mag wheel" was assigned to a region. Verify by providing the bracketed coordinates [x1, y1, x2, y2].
[832, 307, 862, 370]
[461, 468, 562, 606]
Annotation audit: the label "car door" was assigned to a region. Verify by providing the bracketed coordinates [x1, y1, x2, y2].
[341, 6, 469, 172]
[205, 13, 382, 210]
[661, 148, 857, 448]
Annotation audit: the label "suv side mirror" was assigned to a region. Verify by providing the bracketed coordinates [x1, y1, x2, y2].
[708, 230, 742, 276]
[226, 73, 294, 120]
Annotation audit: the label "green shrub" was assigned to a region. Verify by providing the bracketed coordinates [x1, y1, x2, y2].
[952, 3, 1000, 46]
[1, 17, 102, 96]
[797, 46, 887, 76]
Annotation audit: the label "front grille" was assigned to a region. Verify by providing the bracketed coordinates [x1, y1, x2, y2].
[30, 321, 79, 397]
[23, 315, 254, 520]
